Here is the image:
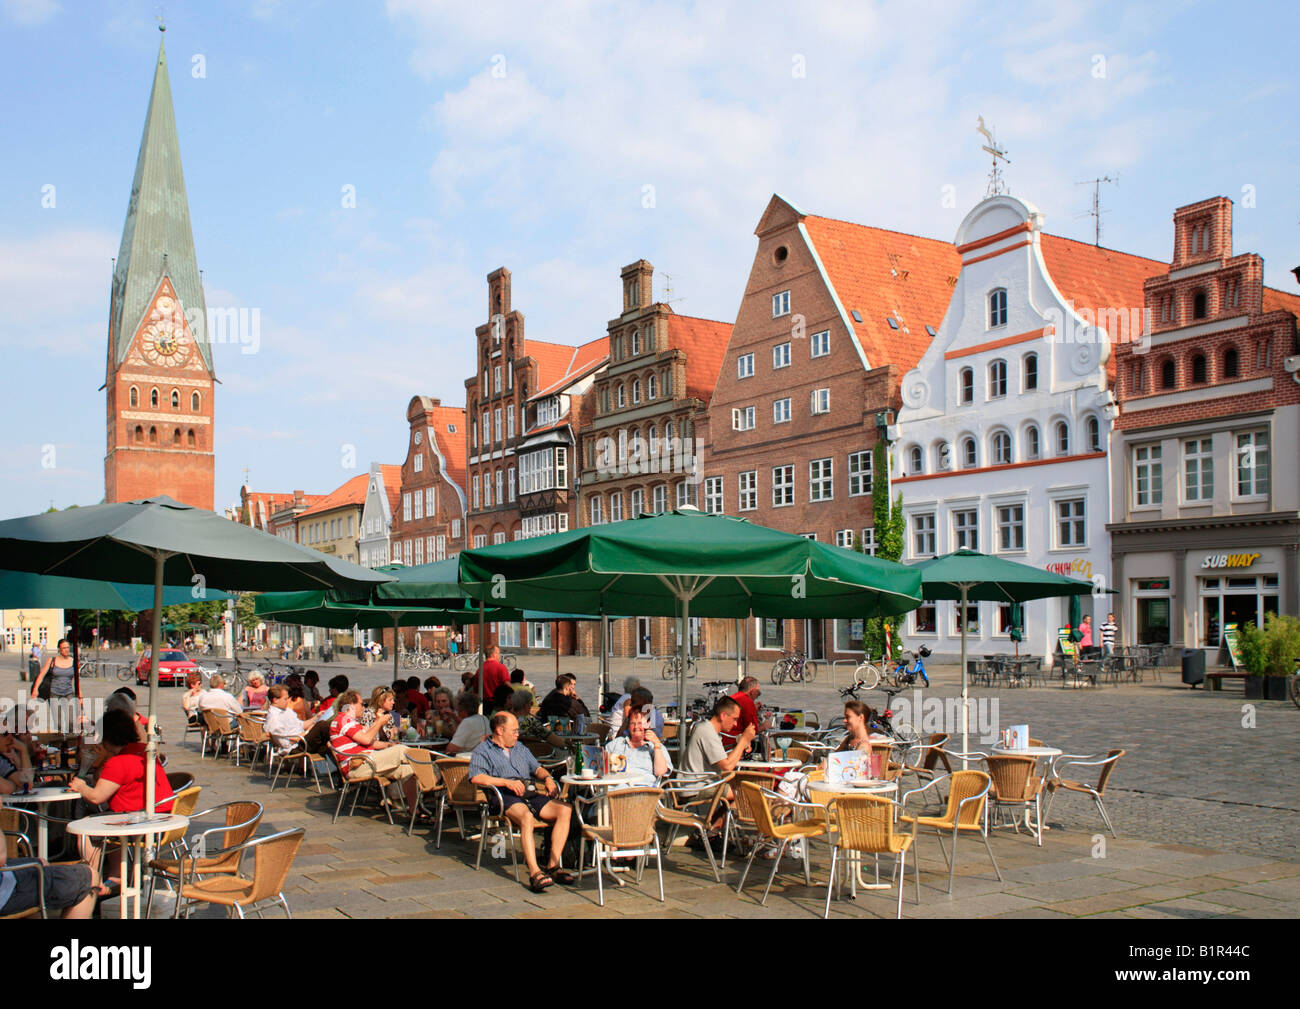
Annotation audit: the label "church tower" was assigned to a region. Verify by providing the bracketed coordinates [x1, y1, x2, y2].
[105, 26, 215, 510]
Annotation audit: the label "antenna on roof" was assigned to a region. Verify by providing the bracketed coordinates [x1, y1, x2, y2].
[1075, 175, 1119, 246]
[242, 466, 250, 489]
[659, 272, 684, 308]
[976, 115, 1010, 197]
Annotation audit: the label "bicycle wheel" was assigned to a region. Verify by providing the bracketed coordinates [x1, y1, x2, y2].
[770, 661, 786, 685]
[503, 654, 517, 671]
[419, 652, 433, 670]
[661, 660, 675, 680]
[802, 661, 817, 684]
[854, 663, 881, 690]
[891, 720, 922, 761]
[118, 664, 135, 681]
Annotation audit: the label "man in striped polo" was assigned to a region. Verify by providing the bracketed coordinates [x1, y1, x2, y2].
[1100, 613, 1118, 657]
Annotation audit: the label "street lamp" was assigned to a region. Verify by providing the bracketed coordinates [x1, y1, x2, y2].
[16, 611, 26, 679]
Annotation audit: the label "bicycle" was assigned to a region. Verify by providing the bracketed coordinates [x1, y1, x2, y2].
[660, 654, 698, 680]
[835, 681, 921, 756]
[849, 653, 887, 691]
[770, 649, 817, 685]
[887, 646, 931, 688]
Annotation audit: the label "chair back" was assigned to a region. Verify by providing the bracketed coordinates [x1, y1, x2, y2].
[922, 734, 952, 773]
[785, 744, 813, 765]
[1, 809, 32, 857]
[1095, 749, 1125, 794]
[157, 786, 203, 846]
[735, 781, 778, 840]
[731, 771, 778, 828]
[606, 787, 663, 847]
[165, 771, 196, 793]
[1028, 737, 1045, 747]
[243, 828, 306, 906]
[944, 770, 992, 827]
[523, 738, 552, 758]
[405, 748, 440, 792]
[985, 755, 1038, 801]
[831, 794, 896, 852]
[202, 801, 265, 873]
[202, 709, 233, 735]
[238, 715, 269, 744]
[661, 721, 678, 742]
[435, 758, 477, 806]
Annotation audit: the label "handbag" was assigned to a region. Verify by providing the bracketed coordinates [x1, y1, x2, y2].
[36, 662, 53, 701]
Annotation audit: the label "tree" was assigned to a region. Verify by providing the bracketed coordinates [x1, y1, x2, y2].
[863, 439, 907, 661]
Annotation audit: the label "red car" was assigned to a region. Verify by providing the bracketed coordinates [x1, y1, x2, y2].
[136, 649, 200, 686]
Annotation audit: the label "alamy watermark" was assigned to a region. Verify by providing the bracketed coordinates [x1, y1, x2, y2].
[1, 697, 107, 740]
[593, 435, 704, 484]
[1044, 302, 1151, 354]
[887, 688, 1001, 743]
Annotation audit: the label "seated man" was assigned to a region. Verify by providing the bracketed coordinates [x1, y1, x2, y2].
[444, 691, 489, 755]
[468, 712, 573, 893]
[198, 674, 243, 718]
[329, 691, 417, 809]
[0, 797, 97, 919]
[316, 674, 350, 720]
[538, 673, 589, 724]
[0, 731, 33, 795]
[608, 686, 664, 738]
[605, 706, 671, 785]
[720, 676, 770, 751]
[405, 674, 430, 715]
[682, 697, 756, 829]
[302, 670, 322, 707]
[510, 690, 566, 751]
[264, 685, 317, 756]
[605, 676, 641, 721]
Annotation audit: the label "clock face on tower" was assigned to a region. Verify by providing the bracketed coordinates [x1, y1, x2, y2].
[140, 295, 192, 367]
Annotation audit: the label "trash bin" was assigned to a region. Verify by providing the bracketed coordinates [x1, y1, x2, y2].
[1181, 648, 1205, 686]
[355, 646, 365, 661]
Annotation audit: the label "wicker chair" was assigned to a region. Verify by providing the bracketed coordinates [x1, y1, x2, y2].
[733, 782, 829, 907]
[175, 827, 305, 919]
[720, 770, 779, 868]
[655, 775, 732, 882]
[165, 771, 196, 794]
[234, 715, 271, 769]
[267, 734, 333, 793]
[405, 748, 445, 837]
[578, 786, 665, 907]
[0, 858, 44, 919]
[148, 800, 263, 916]
[200, 709, 239, 759]
[1044, 749, 1125, 837]
[823, 794, 918, 918]
[329, 745, 395, 825]
[984, 754, 1044, 845]
[900, 770, 1001, 894]
[433, 758, 479, 848]
[473, 784, 521, 881]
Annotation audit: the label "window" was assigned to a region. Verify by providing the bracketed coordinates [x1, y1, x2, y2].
[426, 487, 436, 516]
[810, 388, 830, 414]
[1191, 354, 1207, 384]
[738, 471, 757, 511]
[590, 496, 603, 525]
[809, 458, 833, 502]
[759, 617, 785, 650]
[150, 388, 159, 408]
[472, 421, 478, 448]
[482, 411, 489, 442]
[1184, 438, 1214, 501]
[555, 446, 567, 491]
[676, 480, 696, 508]
[772, 465, 795, 506]
[631, 488, 644, 516]
[988, 359, 1007, 398]
[413, 491, 423, 520]
[191, 391, 200, 411]
[434, 535, 446, 561]
[149, 426, 157, 443]
[186, 429, 195, 447]
[1193, 291, 1207, 319]
[848, 451, 872, 496]
[732, 406, 756, 431]
[483, 475, 491, 507]
[1023, 353, 1038, 391]
[836, 529, 854, 549]
[953, 509, 978, 550]
[403, 492, 412, 522]
[617, 385, 626, 408]
[451, 518, 461, 539]
[988, 289, 1008, 328]
[908, 446, 924, 475]
[414, 453, 423, 473]
[772, 291, 791, 317]
[494, 408, 502, 442]
[652, 484, 667, 514]
[644, 321, 655, 352]
[959, 368, 973, 404]
[1223, 347, 1239, 379]
[997, 504, 1025, 551]
[1236, 431, 1270, 498]
[934, 441, 951, 471]
[1055, 421, 1070, 456]
[599, 388, 609, 414]
[1256, 340, 1271, 369]
[631, 379, 641, 404]
[997, 602, 1024, 637]
[631, 330, 642, 355]
[1055, 498, 1086, 547]
[506, 408, 515, 440]
[129, 386, 138, 407]
[493, 364, 501, 394]
[647, 373, 658, 399]
[170, 389, 179, 409]
[1134, 444, 1163, 506]
[609, 492, 623, 522]
[961, 437, 977, 469]
[912, 601, 936, 634]
[663, 370, 672, 396]
[508, 468, 516, 501]
[912, 513, 936, 556]
[496, 469, 503, 504]
[473, 534, 486, 550]
[991, 430, 1012, 465]
[738, 353, 754, 379]
[954, 603, 979, 635]
[1086, 416, 1102, 453]
[704, 476, 723, 514]
[413, 537, 424, 566]
[811, 330, 830, 357]
[1024, 425, 1041, 460]
[472, 476, 480, 510]
[1160, 359, 1176, 389]
[861, 528, 876, 556]
[1128, 362, 1146, 394]
[772, 343, 791, 369]
[773, 398, 791, 424]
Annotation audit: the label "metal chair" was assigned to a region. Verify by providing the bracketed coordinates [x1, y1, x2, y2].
[900, 770, 1001, 894]
[984, 754, 1044, 845]
[267, 734, 333, 793]
[329, 746, 395, 825]
[721, 770, 779, 867]
[175, 827, 304, 919]
[405, 748, 445, 837]
[1045, 749, 1125, 837]
[234, 715, 271, 769]
[0, 857, 45, 919]
[578, 786, 665, 907]
[733, 782, 829, 907]
[432, 758, 478, 848]
[655, 774, 732, 882]
[199, 709, 239, 758]
[473, 784, 521, 881]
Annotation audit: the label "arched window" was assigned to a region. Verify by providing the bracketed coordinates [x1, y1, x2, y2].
[172, 427, 181, 445]
[988, 359, 1007, 398]
[1023, 353, 1038, 391]
[647, 373, 658, 399]
[908, 445, 924, 475]
[187, 429, 196, 447]
[129, 386, 139, 407]
[935, 441, 951, 471]
[1086, 415, 1101, 452]
[961, 437, 977, 469]
[134, 425, 144, 443]
[150, 388, 159, 408]
[631, 378, 641, 404]
[664, 420, 676, 448]
[1223, 347, 1239, 379]
[631, 329, 642, 355]
[170, 389, 179, 409]
[191, 391, 200, 411]
[991, 430, 1012, 465]
[1024, 424, 1041, 459]
[1193, 291, 1207, 320]
[1055, 421, 1070, 456]
[1128, 362, 1146, 394]
[988, 289, 1008, 328]
[959, 367, 974, 404]
[148, 426, 157, 444]
[649, 425, 659, 458]
[1191, 354, 1207, 384]
[616, 384, 626, 408]
[1160, 359, 1176, 389]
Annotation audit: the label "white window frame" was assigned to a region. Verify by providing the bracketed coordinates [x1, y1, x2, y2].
[630, 488, 644, 516]
[953, 508, 978, 550]
[912, 512, 936, 557]
[1183, 438, 1214, 502]
[704, 476, 723, 514]
[811, 330, 830, 358]
[810, 388, 830, 415]
[610, 492, 623, 522]
[988, 288, 1008, 328]
[590, 495, 603, 525]
[861, 528, 876, 556]
[835, 529, 854, 549]
[772, 290, 791, 318]
[413, 453, 423, 473]
[402, 492, 412, 522]
[773, 398, 791, 424]
[809, 458, 833, 502]
[738, 471, 757, 512]
[988, 359, 1007, 399]
[413, 491, 423, 521]
[1235, 430, 1270, 499]
[652, 484, 667, 514]
[737, 353, 754, 379]
[773, 342, 791, 369]
[1054, 497, 1087, 548]
[848, 451, 872, 497]
[1133, 444, 1163, 508]
[991, 430, 1012, 466]
[732, 406, 756, 431]
[772, 465, 794, 507]
[995, 502, 1026, 552]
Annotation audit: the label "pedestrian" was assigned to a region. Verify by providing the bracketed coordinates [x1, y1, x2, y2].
[1100, 612, 1117, 656]
[1079, 615, 1093, 649]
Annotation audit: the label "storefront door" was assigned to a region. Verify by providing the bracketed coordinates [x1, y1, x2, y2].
[636, 618, 652, 658]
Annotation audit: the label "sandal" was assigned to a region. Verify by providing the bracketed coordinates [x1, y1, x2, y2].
[527, 870, 553, 893]
[547, 866, 577, 885]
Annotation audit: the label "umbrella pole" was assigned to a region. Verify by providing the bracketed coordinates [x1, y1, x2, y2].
[678, 598, 689, 749]
[960, 583, 969, 770]
[392, 615, 399, 681]
[478, 600, 486, 715]
[554, 621, 559, 679]
[734, 618, 743, 684]
[598, 612, 607, 703]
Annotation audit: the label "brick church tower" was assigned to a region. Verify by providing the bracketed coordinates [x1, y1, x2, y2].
[104, 27, 215, 510]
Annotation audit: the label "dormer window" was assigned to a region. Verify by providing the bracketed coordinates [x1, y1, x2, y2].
[988, 289, 1008, 329]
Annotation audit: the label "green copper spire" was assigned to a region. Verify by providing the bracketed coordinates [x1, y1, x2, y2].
[108, 29, 212, 374]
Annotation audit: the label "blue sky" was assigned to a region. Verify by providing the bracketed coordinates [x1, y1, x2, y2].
[1, 0, 1296, 518]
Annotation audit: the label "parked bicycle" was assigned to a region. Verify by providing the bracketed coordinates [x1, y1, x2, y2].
[849, 653, 887, 691]
[770, 649, 817, 685]
[835, 680, 921, 755]
[887, 646, 931, 688]
[661, 654, 698, 680]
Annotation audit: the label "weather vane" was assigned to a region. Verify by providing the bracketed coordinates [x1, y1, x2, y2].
[977, 116, 1010, 197]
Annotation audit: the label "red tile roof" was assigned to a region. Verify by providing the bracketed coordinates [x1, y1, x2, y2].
[426, 406, 467, 495]
[668, 313, 732, 404]
[378, 464, 402, 518]
[802, 215, 961, 377]
[1262, 285, 1300, 322]
[240, 491, 295, 528]
[298, 474, 369, 518]
[529, 335, 611, 399]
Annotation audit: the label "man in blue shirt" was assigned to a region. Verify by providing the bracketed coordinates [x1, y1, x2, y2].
[468, 711, 574, 893]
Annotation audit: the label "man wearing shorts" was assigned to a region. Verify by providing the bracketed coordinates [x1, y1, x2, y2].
[0, 796, 96, 918]
[467, 711, 573, 893]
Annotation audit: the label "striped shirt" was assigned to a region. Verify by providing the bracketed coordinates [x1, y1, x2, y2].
[467, 738, 540, 785]
[329, 712, 370, 758]
[1100, 621, 1117, 647]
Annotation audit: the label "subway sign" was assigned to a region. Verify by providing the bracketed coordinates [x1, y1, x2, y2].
[1201, 553, 1260, 569]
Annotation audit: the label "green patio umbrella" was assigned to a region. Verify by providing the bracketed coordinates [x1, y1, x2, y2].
[0, 569, 229, 610]
[0, 496, 393, 828]
[909, 548, 1101, 762]
[458, 508, 923, 730]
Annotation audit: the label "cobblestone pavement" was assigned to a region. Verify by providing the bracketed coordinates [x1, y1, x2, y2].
[6, 654, 1296, 919]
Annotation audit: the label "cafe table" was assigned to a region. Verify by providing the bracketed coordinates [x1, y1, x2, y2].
[737, 758, 802, 774]
[67, 811, 190, 919]
[559, 771, 639, 873]
[4, 786, 78, 859]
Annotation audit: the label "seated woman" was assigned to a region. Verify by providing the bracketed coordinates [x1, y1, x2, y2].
[361, 687, 401, 744]
[105, 688, 148, 742]
[240, 672, 269, 711]
[604, 706, 671, 785]
[428, 687, 460, 739]
[67, 709, 175, 893]
[181, 672, 205, 727]
[287, 684, 311, 722]
[833, 700, 886, 778]
[510, 690, 565, 751]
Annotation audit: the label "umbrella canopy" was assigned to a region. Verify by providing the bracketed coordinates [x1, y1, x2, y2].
[0, 569, 229, 610]
[368, 558, 465, 605]
[0, 496, 392, 829]
[255, 590, 522, 629]
[909, 548, 1099, 760]
[458, 508, 923, 727]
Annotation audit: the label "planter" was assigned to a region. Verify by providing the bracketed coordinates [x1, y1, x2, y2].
[1244, 676, 1265, 699]
[1265, 676, 1290, 701]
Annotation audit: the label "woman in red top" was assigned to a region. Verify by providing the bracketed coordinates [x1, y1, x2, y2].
[68, 709, 174, 893]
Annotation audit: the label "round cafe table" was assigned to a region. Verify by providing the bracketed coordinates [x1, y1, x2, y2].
[560, 772, 638, 873]
[737, 758, 802, 773]
[3, 786, 79, 859]
[67, 812, 189, 920]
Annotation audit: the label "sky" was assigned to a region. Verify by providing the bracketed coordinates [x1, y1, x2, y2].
[1, 0, 1297, 518]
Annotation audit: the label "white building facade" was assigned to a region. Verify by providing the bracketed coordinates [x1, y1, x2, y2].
[358, 462, 397, 570]
[893, 194, 1156, 658]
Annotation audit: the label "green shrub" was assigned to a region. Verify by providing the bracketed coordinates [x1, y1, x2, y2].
[1237, 613, 1300, 676]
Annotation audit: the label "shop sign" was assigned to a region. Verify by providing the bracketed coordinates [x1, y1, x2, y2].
[1200, 552, 1260, 570]
[1045, 557, 1093, 579]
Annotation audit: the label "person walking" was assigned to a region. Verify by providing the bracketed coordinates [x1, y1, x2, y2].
[1079, 615, 1094, 649]
[31, 638, 80, 705]
[1100, 613, 1118, 656]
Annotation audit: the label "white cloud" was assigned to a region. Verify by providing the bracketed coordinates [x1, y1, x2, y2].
[0, 229, 116, 353]
[1, 0, 58, 25]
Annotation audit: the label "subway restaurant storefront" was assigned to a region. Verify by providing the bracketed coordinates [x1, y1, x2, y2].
[1108, 514, 1300, 651]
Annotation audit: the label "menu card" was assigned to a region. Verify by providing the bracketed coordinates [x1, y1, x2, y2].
[827, 750, 871, 784]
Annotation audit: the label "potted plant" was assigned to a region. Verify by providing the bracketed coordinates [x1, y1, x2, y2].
[1238, 614, 1300, 700]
